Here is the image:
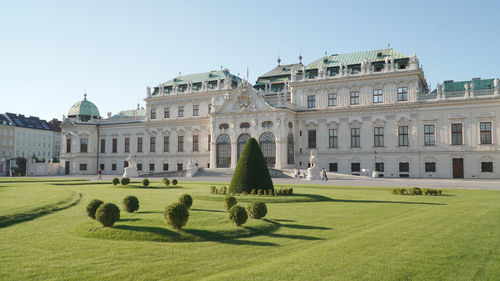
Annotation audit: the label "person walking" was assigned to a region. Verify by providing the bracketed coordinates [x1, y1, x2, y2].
[321, 168, 328, 181]
[97, 168, 103, 180]
[294, 168, 301, 180]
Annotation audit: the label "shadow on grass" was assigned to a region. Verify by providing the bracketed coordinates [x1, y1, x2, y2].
[278, 223, 331, 230]
[265, 232, 324, 241]
[135, 211, 163, 214]
[115, 224, 181, 238]
[182, 228, 278, 246]
[191, 208, 225, 213]
[330, 198, 446, 205]
[273, 219, 295, 222]
[0, 192, 82, 228]
[119, 218, 141, 222]
[51, 182, 110, 186]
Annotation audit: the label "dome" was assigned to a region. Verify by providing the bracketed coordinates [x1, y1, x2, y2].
[68, 94, 100, 120]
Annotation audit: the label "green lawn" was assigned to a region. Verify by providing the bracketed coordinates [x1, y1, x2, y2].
[0, 179, 498, 281]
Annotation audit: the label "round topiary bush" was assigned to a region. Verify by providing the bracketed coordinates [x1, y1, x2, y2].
[162, 178, 170, 186]
[164, 202, 189, 230]
[172, 179, 178, 186]
[112, 178, 120, 185]
[224, 196, 237, 211]
[142, 178, 150, 187]
[229, 138, 274, 194]
[178, 194, 193, 209]
[122, 196, 139, 213]
[95, 203, 120, 227]
[86, 199, 104, 219]
[120, 177, 130, 185]
[247, 201, 267, 219]
[229, 205, 248, 227]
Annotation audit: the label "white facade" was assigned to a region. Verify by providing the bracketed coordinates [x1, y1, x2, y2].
[60, 50, 500, 179]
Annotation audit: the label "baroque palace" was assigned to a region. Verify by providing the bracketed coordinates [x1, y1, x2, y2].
[60, 49, 500, 179]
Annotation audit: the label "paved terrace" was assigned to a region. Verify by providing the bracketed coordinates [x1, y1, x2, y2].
[13, 173, 500, 190]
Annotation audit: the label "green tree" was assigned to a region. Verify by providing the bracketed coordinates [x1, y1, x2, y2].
[229, 138, 273, 193]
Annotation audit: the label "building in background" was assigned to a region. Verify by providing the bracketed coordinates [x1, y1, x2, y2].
[0, 114, 15, 175]
[60, 49, 500, 178]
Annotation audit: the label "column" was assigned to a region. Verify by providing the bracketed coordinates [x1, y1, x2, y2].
[230, 141, 237, 168]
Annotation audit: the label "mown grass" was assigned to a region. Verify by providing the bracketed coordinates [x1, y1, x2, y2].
[0, 179, 498, 281]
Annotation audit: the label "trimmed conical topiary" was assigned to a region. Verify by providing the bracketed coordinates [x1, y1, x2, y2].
[229, 137, 274, 193]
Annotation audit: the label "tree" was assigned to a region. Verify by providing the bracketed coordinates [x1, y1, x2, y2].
[229, 138, 273, 193]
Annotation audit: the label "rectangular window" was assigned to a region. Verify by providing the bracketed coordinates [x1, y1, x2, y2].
[193, 105, 199, 116]
[328, 129, 338, 148]
[163, 163, 169, 171]
[178, 106, 184, 117]
[164, 107, 170, 118]
[177, 163, 183, 171]
[480, 122, 492, 144]
[350, 91, 359, 105]
[66, 139, 71, 153]
[150, 137, 156, 152]
[137, 163, 142, 171]
[425, 162, 436, 172]
[481, 162, 493, 172]
[79, 163, 87, 171]
[398, 87, 408, 101]
[150, 108, 156, 119]
[451, 123, 463, 145]
[398, 126, 409, 146]
[329, 163, 338, 172]
[178, 136, 184, 152]
[399, 162, 410, 172]
[351, 128, 360, 148]
[80, 138, 88, 153]
[137, 137, 143, 153]
[124, 138, 130, 153]
[375, 162, 384, 172]
[99, 164, 105, 171]
[307, 95, 316, 108]
[149, 163, 155, 171]
[112, 163, 117, 171]
[208, 135, 211, 151]
[373, 89, 383, 103]
[112, 138, 117, 153]
[308, 130, 316, 148]
[351, 163, 360, 172]
[328, 93, 337, 107]
[163, 136, 169, 152]
[424, 125, 435, 146]
[192, 135, 199, 152]
[374, 127, 384, 147]
[124, 161, 129, 168]
[100, 139, 105, 153]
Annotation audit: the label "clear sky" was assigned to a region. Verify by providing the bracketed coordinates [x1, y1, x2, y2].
[1, 0, 499, 121]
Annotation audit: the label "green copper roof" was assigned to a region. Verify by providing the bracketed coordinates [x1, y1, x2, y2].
[68, 95, 100, 118]
[111, 108, 146, 119]
[258, 63, 303, 78]
[159, 70, 241, 87]
[431, 78, 497, 93]
[306, 48, 409, 70]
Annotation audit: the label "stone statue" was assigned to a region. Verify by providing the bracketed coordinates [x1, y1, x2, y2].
[224, 77, 232, 89]
[494, 78, 499, 88]
[146, 86, 151, 96]
[202, 80, 208, 91]
[126, 154, 137, 167]
[306, 149, 321, 180]
[410, 54, 419, 69]
[123, 154, 138, 178]
[185, 158, 198, 177]
[309, 150, 318, 168]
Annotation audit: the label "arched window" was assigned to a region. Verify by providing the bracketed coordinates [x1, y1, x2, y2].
[237, 133, 251, 161]
[287, 133, 294, 165]
[216, 134, 231, 168]
[259, 132, 276, 168]
[219, 123, 229, 130]
[240, 122, 250, 129]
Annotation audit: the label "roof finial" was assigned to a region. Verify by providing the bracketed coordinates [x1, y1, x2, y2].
[387, 43, 390, 49]
[84, 93, 87, 100]
[137, 103, 140, 110]
[277, 56, 281, 66]
[325, 51, 327, 56]
[298, 52, 303, 63]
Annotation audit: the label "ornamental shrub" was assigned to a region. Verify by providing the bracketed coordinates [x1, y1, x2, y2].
[120, 177, 130, 185]
[247, 201, 267, 219]
[142, 178, 150, 187]
[409, 187, 422, 195]
[210, 186, 216, 194]
[122, 196, 139, 213]
[224, 196, 237, 211]
[179, 194, 193, 209]
[229, 138, 274, 194]
[164, 203, 189, 230]
[229, 205, 248, 227]
[162, 178, 170, 186]
[86, 199, 104, 219]
[95, 203, 120, 227]
[172, 179, 178, 186]
[112, 178, 120, 185]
